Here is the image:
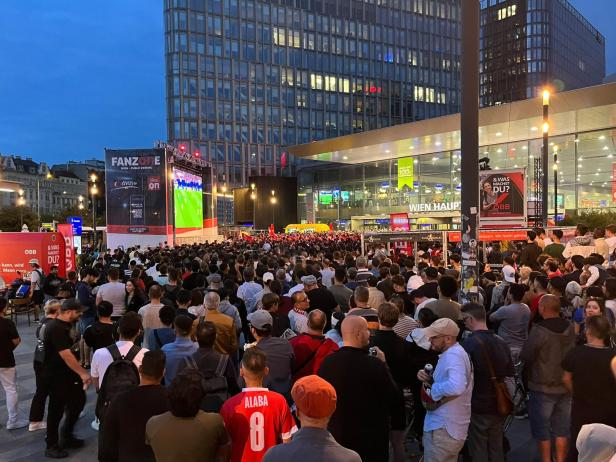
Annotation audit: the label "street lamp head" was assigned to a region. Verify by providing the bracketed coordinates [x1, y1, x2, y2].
[78, 204, 84, 210]
[78, 195, 84, 201]
[271, 190, 275, 196]
[46, 172, 53, 179]
[18, 189, 24, 196]
[90, 173, 98, 182]
[250, 183, 256, 190]
[542, 89, 550, 106]
[221, 185, 227, 193]
[18, 198, 26, 206]
[270, 196, 277, 204]
[91, 186, 98, 195]
[542, 122, 549, 134]
[250, 192, 256, 200]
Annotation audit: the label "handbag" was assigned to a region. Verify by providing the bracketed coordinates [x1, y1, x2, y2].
[475, 335, 513, 416]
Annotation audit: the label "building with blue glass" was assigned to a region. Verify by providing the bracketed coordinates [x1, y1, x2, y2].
[164, 0, 462, 224]
[480, 0, 605, 107]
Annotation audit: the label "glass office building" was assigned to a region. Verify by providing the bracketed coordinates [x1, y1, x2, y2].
[163, 0, 462, 222]
[480, 0, 605, 107]
[288, 83, 616, 231]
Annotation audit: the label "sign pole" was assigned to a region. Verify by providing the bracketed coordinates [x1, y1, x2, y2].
[460, 0, 480, 303]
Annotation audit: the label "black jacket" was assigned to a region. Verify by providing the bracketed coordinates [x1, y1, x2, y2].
[99, 385, 169, 462]
[318, 346, 403, 462]
[520, 242, 542, 270]
[125, 292, 146, 313]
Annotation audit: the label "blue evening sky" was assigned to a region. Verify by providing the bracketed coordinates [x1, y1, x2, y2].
[0, 1, 614, 164]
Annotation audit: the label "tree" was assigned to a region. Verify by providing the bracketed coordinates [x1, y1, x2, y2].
[0, 206, 39, 232]
[55, 205, 87, 226]
[558, 211, 616, 229]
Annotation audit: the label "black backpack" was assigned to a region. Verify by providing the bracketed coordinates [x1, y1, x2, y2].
[184, 353, 229, 412]
[95, 343, 141, 422]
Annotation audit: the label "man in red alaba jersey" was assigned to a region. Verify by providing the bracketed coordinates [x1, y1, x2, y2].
[220, 347, 297, 462]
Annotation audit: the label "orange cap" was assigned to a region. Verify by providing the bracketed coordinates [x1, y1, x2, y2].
[291, 375, 337, 419]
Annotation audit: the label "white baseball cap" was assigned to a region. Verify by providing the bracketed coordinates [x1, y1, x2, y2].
[29, 258, 39, 265]
[263, 272, 274, 283]
[502, 265, 516, 283]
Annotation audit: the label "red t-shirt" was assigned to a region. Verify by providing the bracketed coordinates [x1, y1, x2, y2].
[289, 333, 339, 382]
[530, 293, 545, 323]
[220, 387, 297, 462]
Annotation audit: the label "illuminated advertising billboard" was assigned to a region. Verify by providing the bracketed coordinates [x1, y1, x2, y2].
[105, 149, 166, 235]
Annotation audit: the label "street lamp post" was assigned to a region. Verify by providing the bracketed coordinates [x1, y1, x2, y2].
[17, 189, 25, 227]
[37, 172, 53, 223]
[221, 184, 227, 229]
[250, 183, 256, 230]
[542, 89, 550, 227]
[553, 144, 558, 223]
[90, 173, 98, 249]
[270, 190, 277, 230]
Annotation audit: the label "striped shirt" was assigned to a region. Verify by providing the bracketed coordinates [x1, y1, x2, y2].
[393, 315, 419, 339]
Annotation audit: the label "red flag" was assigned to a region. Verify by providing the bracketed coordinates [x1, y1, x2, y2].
[280, 151, 287, 168]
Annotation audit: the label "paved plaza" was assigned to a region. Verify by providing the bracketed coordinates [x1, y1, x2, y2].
[0, 315, 539, 461]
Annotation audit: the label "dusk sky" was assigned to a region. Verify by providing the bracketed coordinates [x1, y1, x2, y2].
[0, 0, 614, 165]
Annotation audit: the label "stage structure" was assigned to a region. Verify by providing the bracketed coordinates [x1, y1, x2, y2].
[104, 143, 217, 250]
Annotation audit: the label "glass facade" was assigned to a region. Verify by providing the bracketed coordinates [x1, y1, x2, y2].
[480, 0, 605, 107]
[163, 0, 462, 222]
[299, 128, 616, 231]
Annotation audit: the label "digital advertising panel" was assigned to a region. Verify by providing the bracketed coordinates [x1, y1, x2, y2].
[479, 168, 527, 227]
[173, 168, 203, 230]
[105, 149, 166, 235]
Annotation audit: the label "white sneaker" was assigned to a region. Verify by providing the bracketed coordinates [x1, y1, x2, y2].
[6, 419, 29, 430]
[28, 421, 47, 431]
[90, 418, 99, 431]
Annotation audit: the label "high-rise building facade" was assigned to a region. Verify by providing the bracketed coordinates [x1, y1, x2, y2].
[480, 0, 605, 107]
[164, 0, 462, 213]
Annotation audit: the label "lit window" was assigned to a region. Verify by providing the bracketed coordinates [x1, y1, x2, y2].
[497, 4, 517, 20]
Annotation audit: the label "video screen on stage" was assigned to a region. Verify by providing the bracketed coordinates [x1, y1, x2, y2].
[173, 168, 203, 229]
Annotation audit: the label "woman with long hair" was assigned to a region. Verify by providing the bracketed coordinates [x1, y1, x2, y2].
[573, 297, 615, 344]
[562, 315, 616, 462]
[125, 278, 146, 313]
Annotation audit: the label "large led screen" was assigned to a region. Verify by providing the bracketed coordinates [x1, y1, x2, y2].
[173, 168, 203, 229]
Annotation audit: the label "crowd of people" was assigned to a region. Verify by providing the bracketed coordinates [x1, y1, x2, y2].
[1, 226, 616, 461]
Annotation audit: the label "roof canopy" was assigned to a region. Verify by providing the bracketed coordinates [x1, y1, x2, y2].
[286, 82, 616, 164]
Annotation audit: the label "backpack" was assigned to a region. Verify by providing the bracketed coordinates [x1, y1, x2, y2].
[95, 343, 141, 422]
[33, 269, 46, 291]
[184, 353, 229, 412]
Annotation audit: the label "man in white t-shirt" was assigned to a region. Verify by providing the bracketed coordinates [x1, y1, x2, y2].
[138, 285, 166, 349]
[90, 312, 147, 432]
[95, 268, 126, 319]
[91, 312, 147, 390]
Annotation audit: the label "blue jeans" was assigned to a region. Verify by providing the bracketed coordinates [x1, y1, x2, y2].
[528, 390, 571, 441]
